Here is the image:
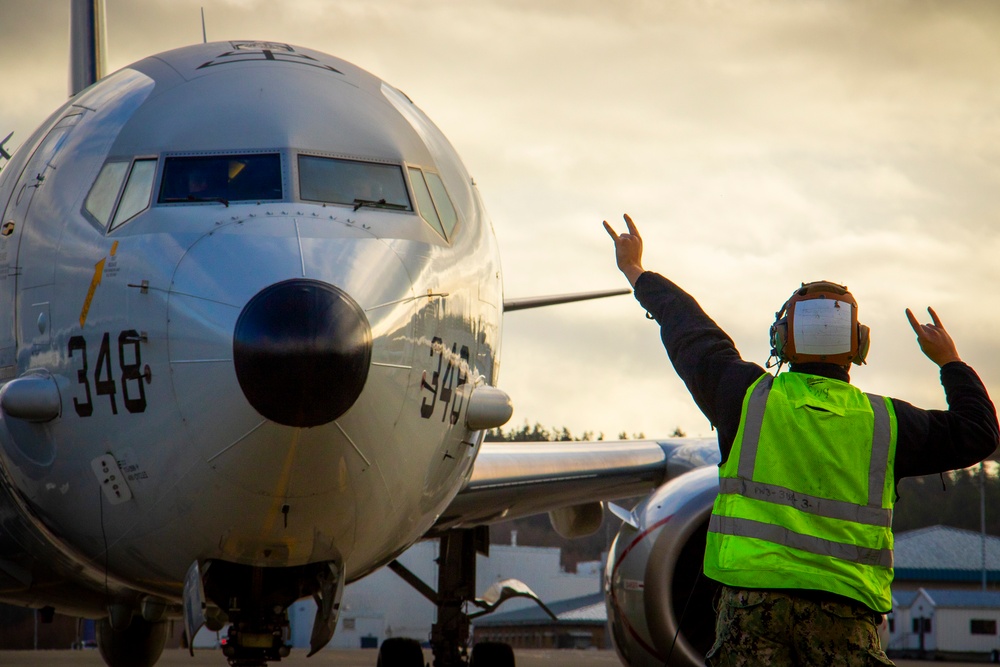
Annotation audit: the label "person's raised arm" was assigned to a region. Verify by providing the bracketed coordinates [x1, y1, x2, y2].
[603, 213, 645, 287]
[905, 306, 962, 367]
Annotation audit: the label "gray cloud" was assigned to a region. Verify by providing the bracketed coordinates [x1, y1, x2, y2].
[2, 0, 998, 438]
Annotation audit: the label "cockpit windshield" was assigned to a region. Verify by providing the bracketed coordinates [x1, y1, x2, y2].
[158, 153, 282, 205]
[298, 155, 411, 211]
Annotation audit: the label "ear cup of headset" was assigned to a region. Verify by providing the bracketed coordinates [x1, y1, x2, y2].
[854, 323, 871, 365]
[770, 318, 788, 360]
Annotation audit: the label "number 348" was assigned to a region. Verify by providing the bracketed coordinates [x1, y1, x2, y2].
[68, 331, 149, 417]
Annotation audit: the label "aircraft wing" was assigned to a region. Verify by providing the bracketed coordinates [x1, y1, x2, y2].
[431, 437, 719, 533]
[503, 288, 630, 312]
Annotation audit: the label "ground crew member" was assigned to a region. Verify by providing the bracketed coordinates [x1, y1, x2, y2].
[604, 214, 999, 666]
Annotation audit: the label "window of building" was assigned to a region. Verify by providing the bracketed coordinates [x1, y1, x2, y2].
[299, 155, 409, 211]
[342, 618, 356, 631]
[912, 618, 932, 633]
[971, 619, 997, 635]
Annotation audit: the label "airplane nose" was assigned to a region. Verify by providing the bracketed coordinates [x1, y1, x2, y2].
[233, 279, 372, 427]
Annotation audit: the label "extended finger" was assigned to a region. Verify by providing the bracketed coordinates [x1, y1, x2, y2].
[602, 220, 619, 240]
[905, 308, 921, 334]
[928, 307, 943, 328]
[623, 213, 640, 238]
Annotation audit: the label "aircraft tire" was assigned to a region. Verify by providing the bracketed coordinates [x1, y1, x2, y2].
[96, 615, 168, 667]
[377, 637, 425, 667]
[470, 641, 515, 667]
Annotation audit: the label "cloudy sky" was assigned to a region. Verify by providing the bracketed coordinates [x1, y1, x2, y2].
[2, 0, 999, 441]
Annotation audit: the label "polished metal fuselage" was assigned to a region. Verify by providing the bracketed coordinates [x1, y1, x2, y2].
[0, 41, 502, 613]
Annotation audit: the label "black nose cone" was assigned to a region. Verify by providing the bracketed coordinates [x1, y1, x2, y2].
[233, 279, 372, 427]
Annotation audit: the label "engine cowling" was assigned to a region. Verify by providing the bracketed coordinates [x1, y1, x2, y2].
[605, 465, 720, 667]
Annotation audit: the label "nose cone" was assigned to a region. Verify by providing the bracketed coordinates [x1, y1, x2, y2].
[233, 279, 372, 427]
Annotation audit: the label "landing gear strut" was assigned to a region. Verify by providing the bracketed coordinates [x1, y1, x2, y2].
[432, 528, 486, 667]
[184, 559, 343, 667]
[389, 527, 492, 667]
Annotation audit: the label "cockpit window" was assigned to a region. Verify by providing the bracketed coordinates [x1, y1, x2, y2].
[159, 153, 282, 204]
[86, 158, 159, 231]
[110, 159, 156, 231]
[299, 155, 411, 211]
[408, 167, 459, 240]
[424, 172, 458, 237]
[85, 161, 129, 226]
[408, 167, 446, 238]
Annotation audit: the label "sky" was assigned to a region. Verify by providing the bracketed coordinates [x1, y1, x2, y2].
[1, 0, 999, 441]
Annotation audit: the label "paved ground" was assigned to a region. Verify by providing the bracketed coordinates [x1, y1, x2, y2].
[1, 650, 614, 666]
[0, 649, 976, 666]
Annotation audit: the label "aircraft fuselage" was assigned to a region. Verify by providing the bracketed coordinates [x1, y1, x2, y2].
[0, 40, 502, 618]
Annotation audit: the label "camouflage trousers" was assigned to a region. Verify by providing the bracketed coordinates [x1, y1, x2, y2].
[706, 586, 895, 667]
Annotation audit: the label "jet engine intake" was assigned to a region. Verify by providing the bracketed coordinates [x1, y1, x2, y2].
[605, 466, 720, 667]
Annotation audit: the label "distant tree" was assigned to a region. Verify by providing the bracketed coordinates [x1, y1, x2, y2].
[671, 427, 687, 437]
[486, 422, 602, 443]
[485, 422, 552, 442]
[894, 464, 1000, 535]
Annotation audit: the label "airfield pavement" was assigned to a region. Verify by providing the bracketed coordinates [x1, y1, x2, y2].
[0, 650, 975, 667]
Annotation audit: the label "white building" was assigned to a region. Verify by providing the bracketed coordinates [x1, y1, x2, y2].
[886, 588, 1000, 658]
[289, 539, 602, 650]
[884, 589, 918, 652]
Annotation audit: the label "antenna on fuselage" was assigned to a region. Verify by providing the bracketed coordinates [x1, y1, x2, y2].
[69, 0, 107, 96]
[201, 7, 208, 43]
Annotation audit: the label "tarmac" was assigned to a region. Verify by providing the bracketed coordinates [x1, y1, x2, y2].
[0, 650, 614, 666]
[0, 650, 973, 667]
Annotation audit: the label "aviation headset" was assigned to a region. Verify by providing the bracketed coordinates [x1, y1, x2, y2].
[769, 280, 870, 368]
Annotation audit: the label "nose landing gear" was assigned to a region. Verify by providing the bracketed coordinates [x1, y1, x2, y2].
[184, 559, 344, 667]
[221, 620, 291, 667]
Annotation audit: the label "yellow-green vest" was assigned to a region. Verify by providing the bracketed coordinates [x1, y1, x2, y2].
[703, 372, 897, 612]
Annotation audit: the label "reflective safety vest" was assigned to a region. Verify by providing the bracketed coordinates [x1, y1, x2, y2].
[703, 372, 897, 612]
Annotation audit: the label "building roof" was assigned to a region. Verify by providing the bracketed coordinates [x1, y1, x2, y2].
[916, 588, 1000, 610]
[472, 592, 605, 627]
[894, 525, 1000, 582]
[892, 589, 920, 608]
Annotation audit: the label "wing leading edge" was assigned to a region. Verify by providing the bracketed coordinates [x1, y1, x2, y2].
[503, 288, 630, 312]
[431, 437, 719, 533]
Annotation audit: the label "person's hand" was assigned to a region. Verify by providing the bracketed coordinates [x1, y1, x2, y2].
[603, 213, 644, 287]
[905, 307, 962, 367]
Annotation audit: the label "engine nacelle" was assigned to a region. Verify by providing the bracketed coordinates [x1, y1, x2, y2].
[605, 465, 720, 667]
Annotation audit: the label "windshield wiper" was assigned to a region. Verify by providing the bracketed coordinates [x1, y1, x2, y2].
[163, 195, 230, 207]
[353, 198, 407, 212]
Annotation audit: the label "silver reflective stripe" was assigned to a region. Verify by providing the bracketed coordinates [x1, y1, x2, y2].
[709, 514, 893, 568]
[737, 374, 773, 480]
[736, 378, 892, 512]
[866, 393, 891, 508]
[717, 478, 892, 527]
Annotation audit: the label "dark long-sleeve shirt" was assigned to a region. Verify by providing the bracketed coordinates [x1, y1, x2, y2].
[633, 272, 999, 481]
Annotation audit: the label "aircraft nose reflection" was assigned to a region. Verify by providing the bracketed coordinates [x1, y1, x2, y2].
[232, 279, 372, 427]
